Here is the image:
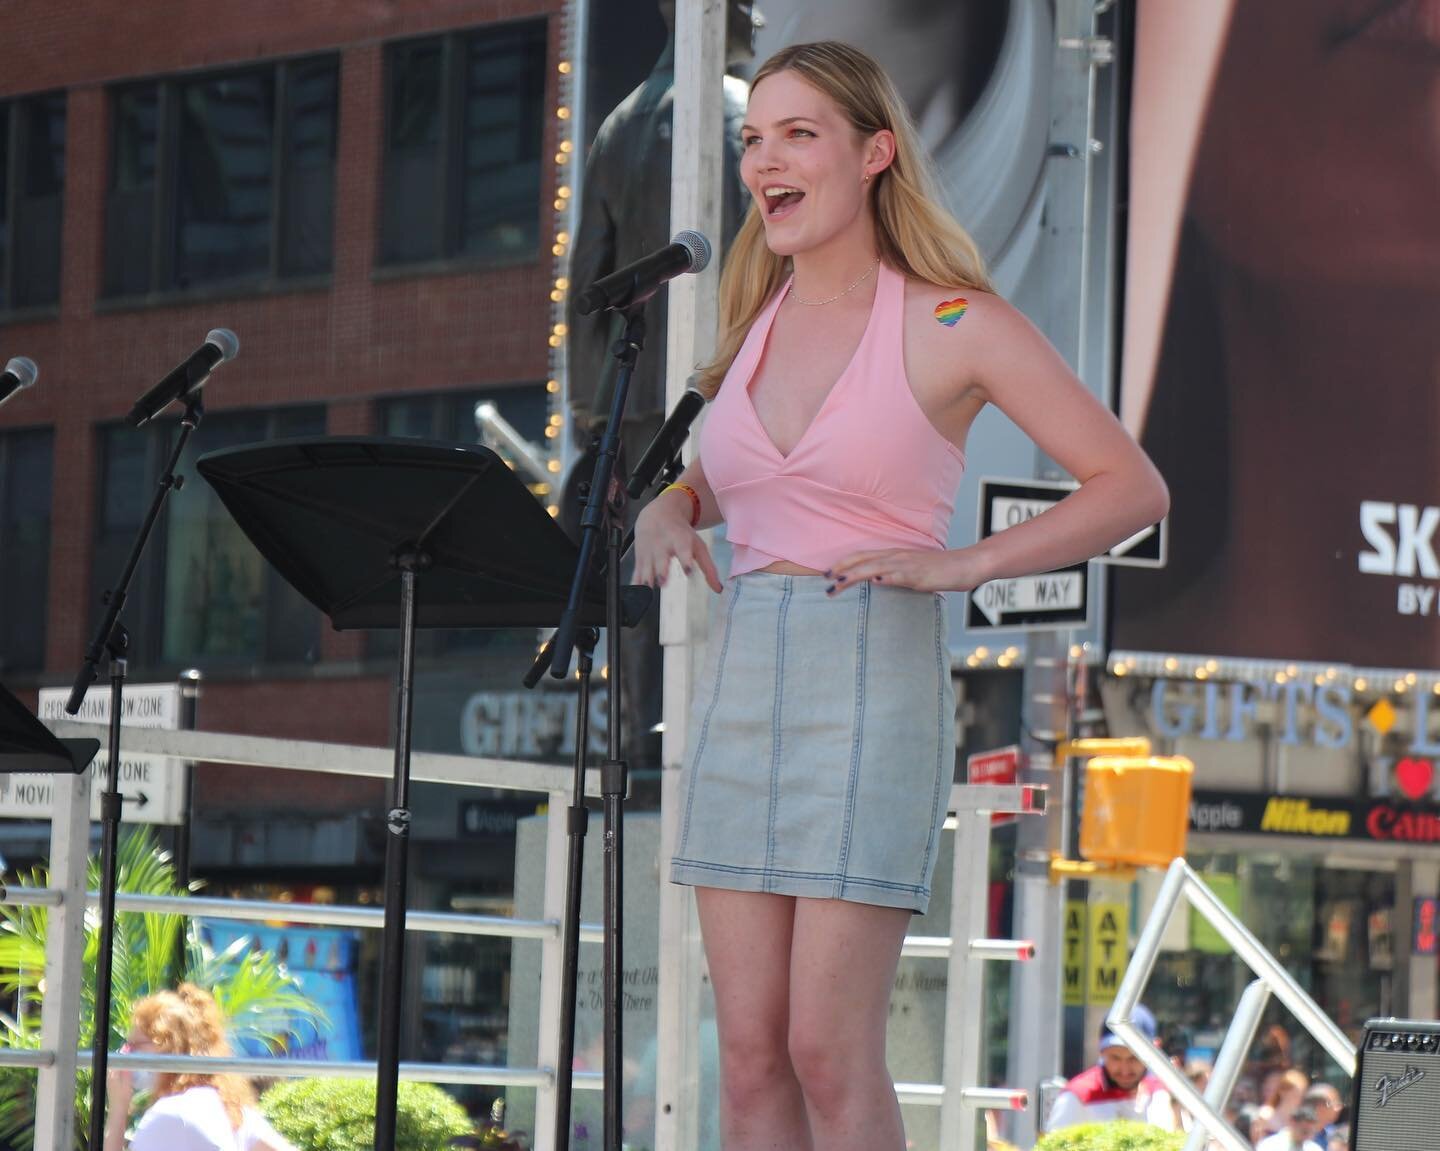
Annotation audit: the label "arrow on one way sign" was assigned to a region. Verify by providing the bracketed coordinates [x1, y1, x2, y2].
[1095, 518, 1168, 567]
[971, 572, 1086, 627]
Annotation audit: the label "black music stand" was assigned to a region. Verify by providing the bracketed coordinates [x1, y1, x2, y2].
[0, 682, 100, 775]
[195, 436, 650, 1151]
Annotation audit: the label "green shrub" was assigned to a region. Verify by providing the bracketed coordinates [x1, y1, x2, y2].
[1035, 1121, 1186, 1151]
[261, 1078, 474, 1151]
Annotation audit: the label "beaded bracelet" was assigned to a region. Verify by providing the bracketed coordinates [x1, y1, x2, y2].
[660, 481, 702, 527]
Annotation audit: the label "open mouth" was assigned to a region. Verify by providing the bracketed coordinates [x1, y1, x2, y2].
[763, 186, 806, 219]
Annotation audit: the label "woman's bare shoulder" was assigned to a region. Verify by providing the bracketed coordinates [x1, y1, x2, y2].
[901, 278, 1023, 394]
[903, 278, 1016, 330]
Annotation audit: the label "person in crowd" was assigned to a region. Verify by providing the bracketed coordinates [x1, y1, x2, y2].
[634, 36, 1166, 1151]
[1305, 1082, 1345, 1147]
[1234, 1104, 1264, 1145]
[104, 984, 297, 1151]
[1047, 1007, 1176, 1131]
[1172, 1056, 1214, 1133]
[1256, 1104, 1325, 1151]
[1252, 1068, 1310, 1143]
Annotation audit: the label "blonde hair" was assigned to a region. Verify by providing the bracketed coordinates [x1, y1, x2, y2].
[129, 983, 255, 1131]
[697, 40, 994, 397]
[1264, 1068, 1310, 1109]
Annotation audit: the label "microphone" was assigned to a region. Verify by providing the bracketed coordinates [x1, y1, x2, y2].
[575, 230, 712, 315]
[626, 386, 707, 498]
[127, 328, 239, 426]
[0, 357, 38, 410]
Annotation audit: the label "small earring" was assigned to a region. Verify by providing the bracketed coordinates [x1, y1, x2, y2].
[863, 174, 871, 183]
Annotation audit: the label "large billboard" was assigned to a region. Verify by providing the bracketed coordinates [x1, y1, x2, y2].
[1113, 2, 1440, 669]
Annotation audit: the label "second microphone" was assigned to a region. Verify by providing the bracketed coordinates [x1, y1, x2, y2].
[626, 387, 707, 499]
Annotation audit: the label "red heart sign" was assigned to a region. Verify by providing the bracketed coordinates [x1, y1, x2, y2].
[1395, 757, 1435, 800]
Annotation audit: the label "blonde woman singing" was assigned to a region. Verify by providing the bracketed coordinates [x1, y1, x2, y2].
[634, 41, 1167, 1151]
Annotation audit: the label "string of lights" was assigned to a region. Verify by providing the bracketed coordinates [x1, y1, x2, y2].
[542, 1, 586, 519]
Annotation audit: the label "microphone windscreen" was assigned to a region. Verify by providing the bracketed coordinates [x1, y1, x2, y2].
[672, 230, 712, 275]
[3, 357, 38, 389]
[205, 328, 240, 361]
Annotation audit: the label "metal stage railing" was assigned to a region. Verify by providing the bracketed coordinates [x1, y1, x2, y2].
[0, 722, 1042, 1151]
[1105, 857, 1358, 1151]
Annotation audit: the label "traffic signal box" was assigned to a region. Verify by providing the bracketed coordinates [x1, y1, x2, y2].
[1050, 738, 1194, 877]
[1079, 754, 1194, 868]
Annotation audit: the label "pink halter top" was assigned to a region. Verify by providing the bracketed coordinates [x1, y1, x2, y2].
[701, 261, 966, 577]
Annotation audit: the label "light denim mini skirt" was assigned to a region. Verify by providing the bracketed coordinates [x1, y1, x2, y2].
[670, 572, 956, 913]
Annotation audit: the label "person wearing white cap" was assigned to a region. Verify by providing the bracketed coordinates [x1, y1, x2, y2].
[1047, 1005, 1177, 1132]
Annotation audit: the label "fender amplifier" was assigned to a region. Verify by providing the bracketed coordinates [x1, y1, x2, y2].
[1352, 1018, 1440, 1151]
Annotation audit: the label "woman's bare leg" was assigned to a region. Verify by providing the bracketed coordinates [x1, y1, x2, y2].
[695, 887, 814, 1151]
[787, 897, 912, 1151]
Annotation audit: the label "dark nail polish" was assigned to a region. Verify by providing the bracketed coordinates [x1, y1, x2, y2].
[835, 574, 847, 583]
[824, 584, 836, 595]
[874, 575, 884, 582]
[823, 569, 833, 578]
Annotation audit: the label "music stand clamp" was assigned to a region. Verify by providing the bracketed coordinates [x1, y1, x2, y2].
[62, 391, 204, 1151]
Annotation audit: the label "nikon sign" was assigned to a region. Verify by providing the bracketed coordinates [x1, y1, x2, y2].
[1190, 791, 1440, 844]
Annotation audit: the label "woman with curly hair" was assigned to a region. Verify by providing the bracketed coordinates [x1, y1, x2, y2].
[103, 983, 296, 1151]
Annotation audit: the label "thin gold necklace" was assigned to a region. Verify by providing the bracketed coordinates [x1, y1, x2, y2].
[789, 257, 879, 307]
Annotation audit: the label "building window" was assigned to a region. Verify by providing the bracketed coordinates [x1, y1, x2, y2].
[92, 408, 326, 670]
[382, 385, 547, 446]
[104, 57, 338, 299]
[373, 385, 549, 659]
[0, 93, 66, 313]
[0, 429, 54, 673]
[380, 21, 547, 268]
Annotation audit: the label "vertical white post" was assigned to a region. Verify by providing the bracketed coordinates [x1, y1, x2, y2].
[533, 789, 573, 1151]
[656, 2, 727, 1149]
[940, 808, 994, 1151]
[34, 769, 92, 1151]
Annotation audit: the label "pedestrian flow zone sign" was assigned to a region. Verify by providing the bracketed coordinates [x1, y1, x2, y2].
[0, 685, 188, 825]
[967, 479, 1091, 631]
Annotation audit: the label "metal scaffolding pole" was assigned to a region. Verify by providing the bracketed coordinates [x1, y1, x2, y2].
[1006, 1, 1116, 1143]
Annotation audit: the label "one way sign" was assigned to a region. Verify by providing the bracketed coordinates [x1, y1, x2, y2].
[1097, 519, 1167, 568]
[986, 477, 1168, 568]
[967, 479, 1090, 632]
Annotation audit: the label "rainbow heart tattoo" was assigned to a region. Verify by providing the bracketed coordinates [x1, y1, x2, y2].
[934, 297, 969, 327]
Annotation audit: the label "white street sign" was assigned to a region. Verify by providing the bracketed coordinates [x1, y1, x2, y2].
[989, 493, 1069, 534]
[968, 479, 1091, 631]
[982, 478, 1168, 568]
[972, 572, 1085, 627]
[1096, 518, 1168, 567]
[1, 685, 189, 825]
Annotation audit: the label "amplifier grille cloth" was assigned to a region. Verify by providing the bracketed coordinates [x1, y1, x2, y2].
[1354, 1026, 1440, 1151]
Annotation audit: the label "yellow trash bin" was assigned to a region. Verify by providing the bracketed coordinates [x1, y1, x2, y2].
[1079, 755, 1194, 869]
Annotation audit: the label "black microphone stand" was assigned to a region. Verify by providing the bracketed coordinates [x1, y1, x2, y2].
[65, 393, 205, 1151]
[531, 302, 651, 1151]
[526, 459, 684, 1151]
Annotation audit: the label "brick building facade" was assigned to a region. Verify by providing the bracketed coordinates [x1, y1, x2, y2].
[0, 0, 567, 803]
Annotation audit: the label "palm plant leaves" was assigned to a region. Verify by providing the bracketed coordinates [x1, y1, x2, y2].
[0, 827, 327, 1148]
